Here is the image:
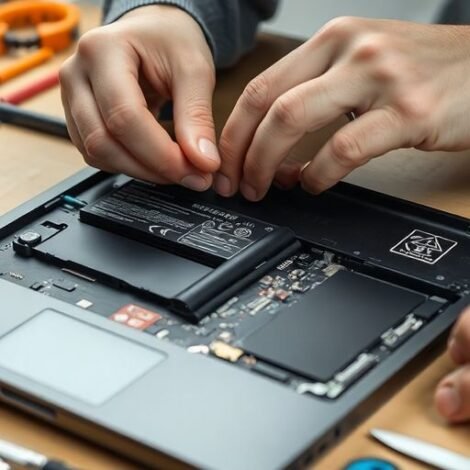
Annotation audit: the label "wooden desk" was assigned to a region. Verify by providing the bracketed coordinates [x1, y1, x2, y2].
[0, 3, 469, 469]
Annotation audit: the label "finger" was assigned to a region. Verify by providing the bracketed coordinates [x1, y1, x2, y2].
[435, 365, 470, 423]
[301, 108, 409, 194]
[239, 69, 374, 201]
[273, 158, 303, 190]
[60, 88, 86, 156]
[448, 307, 470, 365]
[172, 62, 220, 173]
[64, 71, 172, 184]
[85, 44, 211, 189]
[216, 20, 351, 197]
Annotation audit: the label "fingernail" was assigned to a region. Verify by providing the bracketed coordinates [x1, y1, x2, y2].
[198, 138, 220, 163]
[240, 181, 258, 201]
[180, 174, 209, 192]
[437, 384, 461, 417]
[214, 173, 231, 196]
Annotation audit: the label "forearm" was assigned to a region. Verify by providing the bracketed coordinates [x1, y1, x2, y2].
[103, 0, 279, 68]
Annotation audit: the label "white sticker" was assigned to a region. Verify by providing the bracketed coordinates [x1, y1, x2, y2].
[390, 229, 457, 265]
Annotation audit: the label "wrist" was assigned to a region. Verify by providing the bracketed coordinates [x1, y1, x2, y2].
[120, 4, 214, 63]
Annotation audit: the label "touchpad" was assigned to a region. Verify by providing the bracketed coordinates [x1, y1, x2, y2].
[0, 309, 165, 405]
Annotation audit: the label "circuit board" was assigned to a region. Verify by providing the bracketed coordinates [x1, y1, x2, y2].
[0, 193, 448, 400]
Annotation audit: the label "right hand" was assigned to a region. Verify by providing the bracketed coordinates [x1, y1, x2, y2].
[435, 307, 470, 422]
[60, 6, 220, 191]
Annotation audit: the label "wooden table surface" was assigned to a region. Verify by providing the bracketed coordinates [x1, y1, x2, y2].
[0, 3, 469, 469]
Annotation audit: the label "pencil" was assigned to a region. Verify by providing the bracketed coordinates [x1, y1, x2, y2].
[1, 70, 60, 105]
[0, 102, 69, 139]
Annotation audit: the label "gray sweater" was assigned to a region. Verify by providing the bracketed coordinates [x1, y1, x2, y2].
[103, 0, 279, 68]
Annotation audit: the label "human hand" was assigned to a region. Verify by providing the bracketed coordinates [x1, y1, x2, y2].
[215, 18, 470, 200]
[60, 6, 219, 191]
[435, 307, 470, 423]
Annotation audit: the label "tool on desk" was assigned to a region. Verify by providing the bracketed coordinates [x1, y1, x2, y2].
[0, 0, 79, 83]
[0, 458, 10, 470]
[0, 101, 69, 139]
[370, 428, 470, 470]
[0, 437, 73, 470]
[343, 457, 399, 470]
[1, 69, 59, 104]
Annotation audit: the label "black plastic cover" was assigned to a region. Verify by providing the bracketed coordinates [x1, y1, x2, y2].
[29, 185, 299, 321]
[241, 270, 426, 381]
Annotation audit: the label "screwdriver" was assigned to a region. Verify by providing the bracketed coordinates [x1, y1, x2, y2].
[0, 102, 69, 139]
[0, 437, 74, 470]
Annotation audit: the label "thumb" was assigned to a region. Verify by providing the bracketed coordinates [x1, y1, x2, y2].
[173, 66, 220, 173]
[435, 364, 470, 423]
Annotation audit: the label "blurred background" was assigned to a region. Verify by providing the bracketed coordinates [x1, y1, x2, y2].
[84, 0, 449, 37]
[262, 0, 446, 38]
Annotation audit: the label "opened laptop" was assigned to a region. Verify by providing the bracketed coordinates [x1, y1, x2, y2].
[0, 166, 468, 468]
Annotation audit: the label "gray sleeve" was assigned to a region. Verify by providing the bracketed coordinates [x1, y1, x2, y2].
[102, 0, 279, 68]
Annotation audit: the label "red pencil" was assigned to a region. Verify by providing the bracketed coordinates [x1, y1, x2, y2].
[0, 70, 59, 105]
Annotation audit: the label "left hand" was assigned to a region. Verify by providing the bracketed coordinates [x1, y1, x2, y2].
[214, 17, 470, 200]
[435, 307, 470, 423]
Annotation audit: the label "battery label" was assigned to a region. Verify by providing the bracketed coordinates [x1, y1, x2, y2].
[81, 180, 276, 261]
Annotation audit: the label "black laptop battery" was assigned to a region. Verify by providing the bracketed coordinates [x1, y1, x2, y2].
[20, 180, 300, 322]
[80, 179, 284, 267]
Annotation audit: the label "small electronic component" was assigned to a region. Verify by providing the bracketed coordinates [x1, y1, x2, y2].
[296, 380, 344, 399]
[187, 344, 210, 355]
[247, 296, 272, 315]
[412, 297, 446, 320]
[291, 281, 310, 293]
[110, 304, 161, 330]
[275, 289, 291, 302]
[295, 253, 313, 268]
[18, 231, 42, 247]
[75, 299, 93, 309]
[297, 382, 330, 397]
[156, 329, 170, 340]
[259, 287, 276, 298]
[323, 264, 345, 277]
[30, 281, 48, 291]
[277, 259, 294, 271]
[52, 278, 77, 292]
[61, 194, 87, 208]
[216, 297, 239, 314]
[288, 269, 306, 281]
[272, 275, 286, 288]
[8, 272, 24, 280]
[381, 315, 423, 350]
[323, 251, 336, 265]
[333, 353, 377, 387]
[259, 275, 274, 288]
[195, 327, 216, 337]
[218, 308, 238, 318]
[209, 341, 244, 363]
[218, 331, 232, 342]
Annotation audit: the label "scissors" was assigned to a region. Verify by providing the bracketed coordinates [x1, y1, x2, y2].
[0, 0, 79, 83]
[371, 428, 470, 470]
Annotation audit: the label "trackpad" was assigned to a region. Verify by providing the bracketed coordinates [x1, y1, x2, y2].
[0, 309, 165, 405]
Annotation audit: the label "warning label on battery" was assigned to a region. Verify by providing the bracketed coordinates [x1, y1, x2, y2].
[80, 180, 277, 261]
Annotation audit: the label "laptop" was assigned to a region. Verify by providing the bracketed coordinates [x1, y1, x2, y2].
[0, 167, 468, 469]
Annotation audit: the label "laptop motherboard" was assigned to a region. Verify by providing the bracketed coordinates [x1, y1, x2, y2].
[0, 177, 457, 400]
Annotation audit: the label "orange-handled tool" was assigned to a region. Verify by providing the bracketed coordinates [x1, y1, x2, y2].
[0, 47, 53, 83]
[0, 0, 79, 83]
